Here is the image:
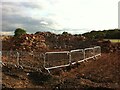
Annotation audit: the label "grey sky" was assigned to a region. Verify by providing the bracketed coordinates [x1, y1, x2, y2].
[1, 0, 119, 35]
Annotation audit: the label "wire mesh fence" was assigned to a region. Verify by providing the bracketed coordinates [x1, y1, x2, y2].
[70, 49, 84, 64]
[94, 46, 101, 57]
[44, 46, 101, 70]
[44, 51, 70, 69]
[19, 51, 44, 69]
[1, 51, 19, 66]
[84, 48, 94, 60]
[0, 46, 101, 71]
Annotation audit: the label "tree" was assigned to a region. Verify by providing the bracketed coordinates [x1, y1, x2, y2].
[82, 29, 120, 39]
[14, 28, 26, 37]
[62, 31, 71, 36]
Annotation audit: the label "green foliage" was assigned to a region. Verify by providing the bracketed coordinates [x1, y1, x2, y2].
[62, 31, 71, 36]
[82, 29, 120, 39]
[62, 32, 68, 35]
[14, 28, 27, 37]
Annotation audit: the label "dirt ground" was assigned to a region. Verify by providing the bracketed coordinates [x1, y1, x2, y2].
[1, 52, 120, 90]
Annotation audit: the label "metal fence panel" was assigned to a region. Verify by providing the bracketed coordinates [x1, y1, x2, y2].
[2, 51, 19, 66]
[19, 52, 44, 69]
[94, 46, 101, 57]
[84, 48, 94, 60]
[44, 51, 70, 69]
[70, 49, 84, 64]
[1, 46, 101, 71]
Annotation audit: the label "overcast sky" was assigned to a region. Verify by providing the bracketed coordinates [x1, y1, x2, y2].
[1, 0, 119, 35]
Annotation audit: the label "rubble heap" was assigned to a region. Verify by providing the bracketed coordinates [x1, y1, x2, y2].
[13, 34, 47, 52]
[93, 40, 120, 53]
[2, 34, 47, 52]
[35, 32, 86, 51]
[2, 32, 87, 52]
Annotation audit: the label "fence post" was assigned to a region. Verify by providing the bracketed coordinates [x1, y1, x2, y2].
[69, 51, 72, 65]
[0, 51, 1, 61]
[7, 51, 9, 64]
[0, 51, 2, 68]
[43, 53, 46, 68]
[43, 53, 51, 74]
[83, 49, 85, 60]
[100, 46, 102, 56]
[17, 52, 20, 66]
[93, 47, 96, 60]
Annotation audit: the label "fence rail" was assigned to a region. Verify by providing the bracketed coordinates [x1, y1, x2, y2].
[0, 46, 101, 72]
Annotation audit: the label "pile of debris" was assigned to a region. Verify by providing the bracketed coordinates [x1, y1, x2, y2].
[35, 32, 86, 51]
[2, 32, 87, 52]
[13, 34, 48, 52]
[0, 35, 12, 41]
[2, 34, 48, 52]
[93, 40, 120, 53]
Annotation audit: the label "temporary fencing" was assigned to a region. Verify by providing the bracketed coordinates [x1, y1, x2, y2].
[94, 46, 101, 57]
[19, 51, 44, 70]
[0, 46, 101, 72]
[44, 46, 101, 71]
[70, 49, 84, 64]
[44, 51, 70, 70]
[1, 51, 19, 67]
[84, 48, 95, 60]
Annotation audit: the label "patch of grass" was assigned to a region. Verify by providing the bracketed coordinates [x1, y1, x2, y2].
[104, 39, 120, 43]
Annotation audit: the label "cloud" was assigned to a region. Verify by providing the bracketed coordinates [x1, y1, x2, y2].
[2, 1, 62, 34]
[2, 14, 58, 33]
[40, 21, 48, 25]
[21, 2, 42, 9]
[1, 0, 119, 35]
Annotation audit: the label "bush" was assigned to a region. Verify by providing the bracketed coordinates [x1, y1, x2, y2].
[14, 28, 27, 37]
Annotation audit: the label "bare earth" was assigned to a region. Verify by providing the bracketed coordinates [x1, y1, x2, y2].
[2, 52, 120, 89]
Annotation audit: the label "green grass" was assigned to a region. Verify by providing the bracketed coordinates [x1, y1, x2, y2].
[104, 39, 120, 43]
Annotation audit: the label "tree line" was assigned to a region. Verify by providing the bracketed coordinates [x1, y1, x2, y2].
[14, 28, 120, 39]
[82, 29, 120, 39]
